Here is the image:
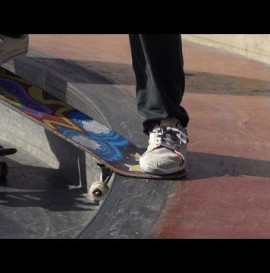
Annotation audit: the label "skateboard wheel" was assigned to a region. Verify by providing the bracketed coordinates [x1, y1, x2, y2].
[89, 181, 109, 201]
[0, 162, 8, 178]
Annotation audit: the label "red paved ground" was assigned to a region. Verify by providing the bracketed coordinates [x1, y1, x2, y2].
[30, 35, 270, 238]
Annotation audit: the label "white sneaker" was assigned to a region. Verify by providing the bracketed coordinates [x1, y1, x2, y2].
[140, 117, 189, 175]
[0, 34, 29, 65]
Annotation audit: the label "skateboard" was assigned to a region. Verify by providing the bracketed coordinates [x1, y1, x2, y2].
[0, 146, 17, 179]
[0, 67, 185, 200]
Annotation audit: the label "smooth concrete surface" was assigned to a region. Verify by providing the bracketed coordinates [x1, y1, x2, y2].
[1, 34, 270, 238]
[0, 139, 99, 238]
[183, 34, 270, 65]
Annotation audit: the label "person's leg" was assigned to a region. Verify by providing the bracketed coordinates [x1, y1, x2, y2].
[129, 34, 189, 174]
[0, 34, 29, 65]
[129, 34, 189, 134]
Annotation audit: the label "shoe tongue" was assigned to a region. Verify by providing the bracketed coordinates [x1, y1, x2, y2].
[160, 117, 179, 128]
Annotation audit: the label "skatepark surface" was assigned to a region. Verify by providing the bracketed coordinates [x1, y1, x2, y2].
[0, 35, 270, 238]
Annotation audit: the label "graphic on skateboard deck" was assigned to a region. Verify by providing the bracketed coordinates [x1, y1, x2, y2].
[0, 146, 17, 179]
[0, 67, 185, 200]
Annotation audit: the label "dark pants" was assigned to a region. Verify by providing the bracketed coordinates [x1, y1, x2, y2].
[129, 34, 189, 134]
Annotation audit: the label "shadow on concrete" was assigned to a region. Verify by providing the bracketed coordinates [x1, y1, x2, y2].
[44, 130, 88, 193]
[0, 157, 97, 212]
[186, 152, 270, 180]
[16, 56, 270, 97]
[0, 157, 99, 238]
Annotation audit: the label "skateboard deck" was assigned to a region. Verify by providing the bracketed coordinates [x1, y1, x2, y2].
[0, 67, 185, 180]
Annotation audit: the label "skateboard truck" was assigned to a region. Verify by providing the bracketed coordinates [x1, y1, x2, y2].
[89, 163, 114, 201]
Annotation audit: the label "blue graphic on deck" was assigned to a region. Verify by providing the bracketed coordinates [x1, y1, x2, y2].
[63, 129, 130, 162]
[56, 111, 130, 162]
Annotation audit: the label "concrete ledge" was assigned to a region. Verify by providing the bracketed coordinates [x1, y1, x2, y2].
[183, 34, 270, 65]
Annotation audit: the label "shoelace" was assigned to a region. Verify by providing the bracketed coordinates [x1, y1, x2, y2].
[153, 125, 189, 152]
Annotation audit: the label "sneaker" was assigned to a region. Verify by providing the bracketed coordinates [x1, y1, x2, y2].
[0, 34, 29, 65]
[139, 117, 189, 175]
